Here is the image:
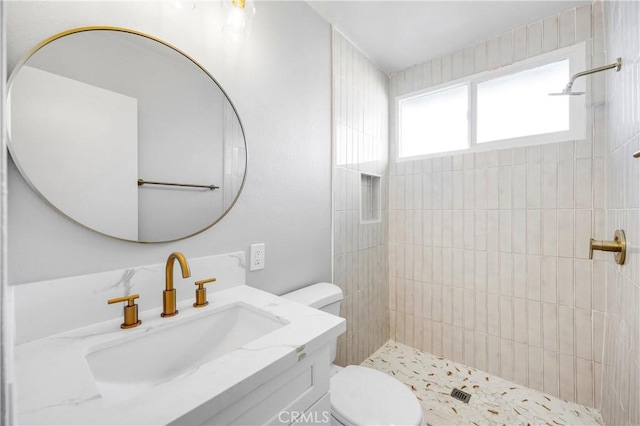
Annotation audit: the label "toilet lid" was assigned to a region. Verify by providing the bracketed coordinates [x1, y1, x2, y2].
[330, 366, 423, 426]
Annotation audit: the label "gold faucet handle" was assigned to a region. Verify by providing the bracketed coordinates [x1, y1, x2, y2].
[108, 294, 142, 329]
[108, 293, 140, 306]
[194, 278, 216, 308]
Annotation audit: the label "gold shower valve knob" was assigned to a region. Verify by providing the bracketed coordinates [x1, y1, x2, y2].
[107, 293, 142, 329]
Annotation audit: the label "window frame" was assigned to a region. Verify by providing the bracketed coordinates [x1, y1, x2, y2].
[396, 42, 586, 161]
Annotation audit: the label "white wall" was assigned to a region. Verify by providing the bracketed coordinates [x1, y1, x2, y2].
[601, 1, 640, 424]
[388, 2, 605, 408]
[6, 1, 332, 296]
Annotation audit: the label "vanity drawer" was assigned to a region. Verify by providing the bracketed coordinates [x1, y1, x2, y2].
[199, 346, 330, 426]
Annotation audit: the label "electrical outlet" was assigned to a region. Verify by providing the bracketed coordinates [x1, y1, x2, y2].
[250, 243, 265, 271]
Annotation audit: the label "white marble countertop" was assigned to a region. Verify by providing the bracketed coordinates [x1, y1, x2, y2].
[14, 285, 346, 425]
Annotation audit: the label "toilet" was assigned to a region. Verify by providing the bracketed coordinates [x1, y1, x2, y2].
[282, 283, 423, 426]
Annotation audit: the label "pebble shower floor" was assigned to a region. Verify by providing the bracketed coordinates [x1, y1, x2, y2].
[362, 341, 603, 425]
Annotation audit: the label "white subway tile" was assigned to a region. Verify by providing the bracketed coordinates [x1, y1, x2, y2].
[501, 339, 515, 381]
[487, 36, 501, 70]
[499, 166, 512, 209]
[464, 330, 474, 366]
[574, 210, 592, 259]
[575, 308, 592, 360]
[543, 350, 559, 397]
[452, 51, 463, 80]
[487, 252, 500, 294]
[527, 21, 543, 57]
[441, 54, 452, 83]
[558, 257, 575, 306]
[559, 306, 575, 355]
[500, 253, 513, 297]
[575, 3, 592, 43]
[527, 209, 542, 255]
[514, 342, 529, 386]
[475, 291, 487, 333]
[513, 209, 527, 254]
[487, 335, 501, 376]
[512, 165, 527, 209]
[543, 15, 559, 53]
[513, 254, 527, 299]
[574, 259, 592, 310]
[576, 358, 594, 407]
[559, 353, 575, 401]
[513, 297, 527, 343]
[542, 162, 558, 209]
[475, 168, 488, 210]
[475, 250, 487, 294]
[557, 160, 575, 209]
[557, 210, 575, 258]
[592, 311, 605, 363]
[542, 256, 558, 304]
[527, 300, 542, 347]
[542, 209, 558, 256]
[500, 296, 514, 340]
[513, 26, 528, 62]
[462, 47, 474, 76]
[575, 159, 593, 209]
[464, 289, 475, 330]
[527, 255, 542, 301]
[500, 32, 514, 66]
[543, 302, 559, 351]
[453, 327, 464, 363]
[528, 346, 543, 391]
[474, 41, 487, 73]
[559, 8, 576, 47]
[442, 324, 453, 359]
[474, 332, 487, 371]
[487, 167, 500, 210]
[453, 287, 464, 327]
[431, 57, 442, 86]
[487, 211, 500, 252]
[499, 210, 512, 252]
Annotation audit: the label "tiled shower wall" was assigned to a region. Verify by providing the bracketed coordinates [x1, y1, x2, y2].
[332, 29, 390, 366]
[601, 1, 640, 424]
[388, 3, 606, 407]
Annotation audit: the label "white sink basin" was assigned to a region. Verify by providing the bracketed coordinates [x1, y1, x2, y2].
[85, 302, 287, 401]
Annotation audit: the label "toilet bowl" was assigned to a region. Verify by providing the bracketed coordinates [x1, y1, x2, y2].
[282, 283, 423, 426]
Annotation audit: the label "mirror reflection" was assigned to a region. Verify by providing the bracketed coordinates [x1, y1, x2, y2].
[8, 27, 247, 243]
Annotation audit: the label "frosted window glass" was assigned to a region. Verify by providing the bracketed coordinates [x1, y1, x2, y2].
[477, 60, 569, 143]
[399, 85, 468, 158]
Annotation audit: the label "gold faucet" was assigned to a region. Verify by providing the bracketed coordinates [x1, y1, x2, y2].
[161, 252, 191, 317]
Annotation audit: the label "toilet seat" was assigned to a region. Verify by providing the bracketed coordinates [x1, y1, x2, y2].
[330, 366, 423, 426]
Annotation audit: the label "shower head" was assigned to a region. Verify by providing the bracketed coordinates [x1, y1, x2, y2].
[549, 57, 622, 97]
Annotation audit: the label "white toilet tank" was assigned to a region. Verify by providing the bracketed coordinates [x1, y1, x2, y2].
[281, 283, 343, 363]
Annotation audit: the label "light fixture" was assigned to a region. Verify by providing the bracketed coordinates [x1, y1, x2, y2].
[222, 0, 255, 42]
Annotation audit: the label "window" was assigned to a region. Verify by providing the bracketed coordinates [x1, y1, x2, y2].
[399, 84, 468, 157]
[477, 60, 569, 143]
[397, 43, 586, 160]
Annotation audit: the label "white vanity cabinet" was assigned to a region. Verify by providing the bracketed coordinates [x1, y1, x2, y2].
[174, 346, 331, 426]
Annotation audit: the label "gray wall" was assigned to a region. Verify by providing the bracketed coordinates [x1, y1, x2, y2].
[6, 1, 332, 296]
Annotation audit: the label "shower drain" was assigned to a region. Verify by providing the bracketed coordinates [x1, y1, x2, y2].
[450, 388, 472, 403]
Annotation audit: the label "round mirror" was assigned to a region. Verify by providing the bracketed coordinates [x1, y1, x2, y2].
[7, 27, 247, 243]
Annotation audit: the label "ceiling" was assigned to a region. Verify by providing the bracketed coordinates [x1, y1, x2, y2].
[307, 1, 588, 74]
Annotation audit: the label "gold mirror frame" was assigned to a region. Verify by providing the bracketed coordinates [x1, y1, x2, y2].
[7, 26, 248, 243]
